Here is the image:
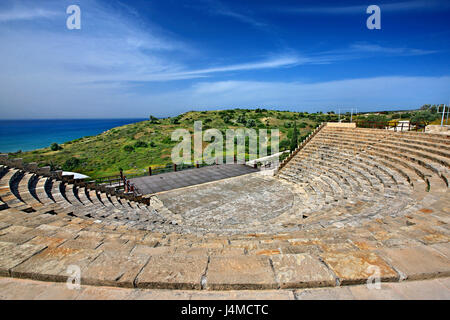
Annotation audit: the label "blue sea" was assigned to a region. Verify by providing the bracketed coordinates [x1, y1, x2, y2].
[0, 119, 146, 153]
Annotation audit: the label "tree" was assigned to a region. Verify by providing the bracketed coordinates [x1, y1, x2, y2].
[290, 122, 299, 151]
[123, 145, 134, 152]
[63, 157, 81, 171]
[410, 111, 438, 126]
[237, 114, 246, 124]
[430, 105, 437, 113]
[246, 119, 256, 127]
[279, 139, 290, 151]
[170, 117, 180, 124]
[134, 141, 148, 148]
[149, 115, 160, 124]
[50, 143, 62, 151]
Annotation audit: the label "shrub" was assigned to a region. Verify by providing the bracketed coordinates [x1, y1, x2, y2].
[123, 145, 134, 152]
[149, 115, 160, 124]
[299, 122, 307, 128]
[290, 122, 299, 151]
[170, 117, 180, 124]
[223, 115, 231, 124]
[400, 113, 411, 119]
[279, 139, 290, 151]
[246, 119, 256, 127]
[149, 141, 156, 147]
[237, 114, 246, 124]
[162, 136, 172, 144]
[134, 141, 148, 148]
[50, 143, 62, 151]
[410, 110, 439, 125]
[63, 157, 81, 171]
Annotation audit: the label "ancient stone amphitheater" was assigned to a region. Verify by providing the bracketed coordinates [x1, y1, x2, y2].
[0, 123, 449, 298]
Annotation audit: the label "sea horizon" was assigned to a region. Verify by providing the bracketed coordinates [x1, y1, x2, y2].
[0, 118, 147, 153]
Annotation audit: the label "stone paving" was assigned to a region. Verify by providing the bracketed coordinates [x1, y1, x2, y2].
[130, 164, 259, 195]
[0, 123, 448, 297]
[0, 276, 449, 299]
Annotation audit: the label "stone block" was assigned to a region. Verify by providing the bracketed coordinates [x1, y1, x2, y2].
[82, 251, 150, 288]
[321, 251, 398, 285]
[206, 255, 277, 290]
[135, 254, 208, 290]
[377, 245, 450, 280]
[271, 254, 336, 288]
[0, 241, 47, 276]
[11, 247, 102, 282]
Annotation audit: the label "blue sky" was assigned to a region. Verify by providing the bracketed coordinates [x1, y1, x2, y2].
[0, 0, 449, 118]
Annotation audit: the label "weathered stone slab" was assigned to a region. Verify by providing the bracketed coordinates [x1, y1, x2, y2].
[131, 244, 175, 256]
[0, 241, 47, 276]
[97, 239, 135, 254]
[281, 244, 322, 255]
[377, 245, 450, 280]
[0, 232, 36, 245]
[82, 251, 149, 288]
[0, 222, 11, 231]
[347, 283, 407, 300]
[75, 285, 135, 300]
[271, 254, 336, 288]
[189, 290, 295, 300]
[318, 242, 358, 253]
[60, 237, 103, 250]
[26, 236, 67, 248]
[295, 286, 355, 300]
[11, 247, 102, 282]
[0, 225, 33, 236]
[135, 254, 207, 290]
[389, 278, 450, 299]
[206, 255, 277, 290]
[321, 251, 398, 285]
[430, 242, 450, 259]
[28, 224, 61, 237]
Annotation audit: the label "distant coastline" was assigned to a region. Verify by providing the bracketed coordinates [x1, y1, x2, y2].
[0, 118, 146, 153]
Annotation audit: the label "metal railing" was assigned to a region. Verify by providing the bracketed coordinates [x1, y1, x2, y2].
[355, 120, 427, 132]
[91, 156, 246, 196]
[277, 122, 326, 171]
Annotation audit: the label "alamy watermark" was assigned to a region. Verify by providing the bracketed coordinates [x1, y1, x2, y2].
[171, 121, 280, 167]
[66, 264, 81, 290]
[367, 5, 381, 30]
[366, 265, 381, 290]
[66, 5, 81, 30]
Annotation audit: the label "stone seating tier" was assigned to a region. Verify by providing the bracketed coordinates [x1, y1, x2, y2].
[0, 124, 448, 290]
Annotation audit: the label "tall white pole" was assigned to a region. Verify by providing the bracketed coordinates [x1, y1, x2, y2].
[350, 108, 353, 122]
[441, 104, 446, 127]
[445, 104, 450, 125]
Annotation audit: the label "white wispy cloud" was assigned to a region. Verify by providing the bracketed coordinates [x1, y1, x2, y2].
[275, 0, 450, 15]
[0, 0, 448, 119]
[194, 0, 266, 28]
[2, 76, 448, 119]
[0, 7, 59, 22]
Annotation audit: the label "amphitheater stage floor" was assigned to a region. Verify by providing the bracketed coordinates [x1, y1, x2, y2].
[130, 164, 259, 195]
[156, 173, 303, 234]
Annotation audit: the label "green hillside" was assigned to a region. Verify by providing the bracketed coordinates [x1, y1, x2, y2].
[9, 107, 438, 179]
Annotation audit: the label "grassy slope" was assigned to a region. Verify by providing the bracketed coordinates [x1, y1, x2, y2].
[10, 109, 324, 178]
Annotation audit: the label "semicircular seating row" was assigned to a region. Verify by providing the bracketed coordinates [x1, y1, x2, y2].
[0, 166, 181, 232]
[277, 126, 449, 229]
